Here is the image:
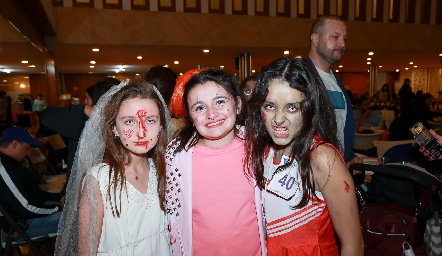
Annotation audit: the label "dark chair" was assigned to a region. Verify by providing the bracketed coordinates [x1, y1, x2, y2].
[0, 203, 55, 256]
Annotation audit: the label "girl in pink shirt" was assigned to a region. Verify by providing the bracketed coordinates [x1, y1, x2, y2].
[165, 69, 266, 256]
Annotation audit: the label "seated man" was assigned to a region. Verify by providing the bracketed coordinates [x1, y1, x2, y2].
[353, 95, 384, 131]
[0, 127, 63, 239]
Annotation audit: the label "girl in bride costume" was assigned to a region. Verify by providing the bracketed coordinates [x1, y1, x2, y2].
[55, 79, 171, 255]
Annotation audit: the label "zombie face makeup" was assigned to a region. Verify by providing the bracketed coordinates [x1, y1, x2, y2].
[114, 98, 162, 155]
[261, 79, 305, 149]
[187, 81, 240, 148]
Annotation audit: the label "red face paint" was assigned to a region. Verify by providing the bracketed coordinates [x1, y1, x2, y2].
[123, 129, 134, 138]
[261, 112, 266, 121]
[134, 141, 149, 149]
[344, 180, 350, 193]
[136, 110, 148, 139]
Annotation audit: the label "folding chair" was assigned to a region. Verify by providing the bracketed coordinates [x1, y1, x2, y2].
[0, 203, 55, 256]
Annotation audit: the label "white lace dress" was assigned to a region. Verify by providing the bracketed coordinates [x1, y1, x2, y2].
[88, 159, 170, 255]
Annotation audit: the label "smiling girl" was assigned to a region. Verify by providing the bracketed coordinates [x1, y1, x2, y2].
[56, 79, 171, 255]
[166, 69, 266, 256]
[245, 57, 363, 256]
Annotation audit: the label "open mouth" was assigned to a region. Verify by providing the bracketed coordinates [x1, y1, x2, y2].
[273, 126, 289, 137]
[206, 119, 225, 127]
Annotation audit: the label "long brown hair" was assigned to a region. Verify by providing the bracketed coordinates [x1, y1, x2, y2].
[102, 79, 168, 216]
[245, 57, 338, 208]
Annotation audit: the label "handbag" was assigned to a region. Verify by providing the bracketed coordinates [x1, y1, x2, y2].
[360, 202, 416, 256]
[424, 211, 442, 256]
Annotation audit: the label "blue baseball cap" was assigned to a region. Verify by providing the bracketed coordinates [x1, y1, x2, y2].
[0, 127, 43, 147]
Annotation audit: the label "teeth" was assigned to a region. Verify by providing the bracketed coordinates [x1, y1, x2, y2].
[207, 120, 224, 127]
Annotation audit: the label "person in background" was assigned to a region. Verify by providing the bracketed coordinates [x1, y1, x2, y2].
[41, 77, 120, 183]
[398, 78, 414, 99]
[16, 94, 32, 111]
[166, 69, 266, 256]
[240, 75, 257, 102]
[371, 83, 390, 104]
[389, 90, 419, 140]
[354, 95, 384, 131]
[0, 91, 8, 127]
[245, 57, 363, 255]
[0, 127, 63, 239]
[416, 93, 434, 127]
[33, 93, 47, 126]
[144, 65, 182, 137]
[305, 15, 362, 168]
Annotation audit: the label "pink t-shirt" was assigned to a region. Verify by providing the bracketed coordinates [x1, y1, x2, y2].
[192, 138, 261, 256]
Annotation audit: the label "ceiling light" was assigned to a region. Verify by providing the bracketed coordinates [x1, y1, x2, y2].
[28, 65, 35, 68]
[179, 73, 183, 75]
[0, 69, 11, 73]
[137, 56, 142, 59]
[396, 69, 399, 72]
[368, 70, 370, 72]
[252, 70, 256, 73]
[24, 76, 28, 78]
[19, 84, 26, 88]
[90, 61, 96, 64]
[338, 65, 343, 68]
[90, 66, 94, 68]
[283, 50, 290, 55]
[335, 70, 339, 72]
[367, 58, 371, 60]
[92, 48, 99, 52]
[2, 80, 6, 82]
[163, 64, 168, 68]
[414, 65, 418, 68]
[405, 68, 409, 70]
[220, 65, 224, 69]
[379, 66, 382, 68]
[368, 52, 374, 55]
[409, 62, 414, 65]
[115, 69, 120, 73]
[439, 54, 442, 56]
[174, 61, 179, 64]
[21, 60, 28, 64]
[367, 62, 371, 64]
[203, 49, 209, 53]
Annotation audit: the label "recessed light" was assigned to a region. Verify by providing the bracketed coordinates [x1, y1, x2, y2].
[92, 48, 99, 52]
[20, 84, 26, 88]
[90, 61, 96, 64]
[283, 50, 290, 55]
[367, 62, 371, 65]
[439, 54, 442, 57]
[2, 80, 6, 82]
[409, 62, 414, 65]
[367, 58, 371, 60]
[220, 65, 224, 69]
[203, 49, 209, 53]
[414, 65, 418, 68]
[368, 70, 370, 72]
[163, 64, 168, 68]
[338, 65, 343, 68]
[252, 70, 256, 73]
[137, 56, 142, 59]
[90, 66, 94, 68]
[174, 61, 179, 65]
[28, 65, 35, 68]
[24, 76, 28, 78]
[335, 70, 339, 72]
[179, 73, 183, 75]
[136, 74, 139, 76]
[405, 68, 409, 70]
[396, 69, 399, 72]
[368, 52, 374, 55]
[21, 60, 28, 64]
[378, 66, 382, 68]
